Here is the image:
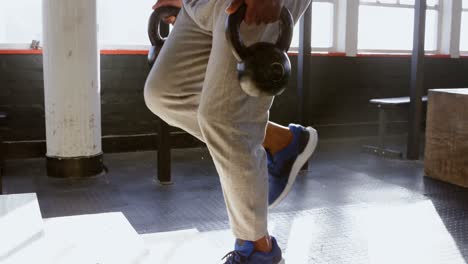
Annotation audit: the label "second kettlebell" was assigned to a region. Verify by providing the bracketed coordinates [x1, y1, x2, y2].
[148, 6, 181, 66]
[226, 4, 294, 97]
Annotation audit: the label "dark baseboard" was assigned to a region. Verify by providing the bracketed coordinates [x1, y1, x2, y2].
[46, 153, 105, 179]
[3, 140, 45, 159]
[3, 122, 413, 159]
[102, 132, 203, 153]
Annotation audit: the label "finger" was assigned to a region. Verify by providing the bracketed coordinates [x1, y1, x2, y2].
[153, 0, 182, 10]
[271, 11, 280, 23]
[245, 14, 253, 25]
[263, 12, 279, 24]
[153, 2, 167, 10]
[263, 13, 273, 24]
[164, 16, 176, 24]
[153, 2, 163, 10]
[256, 16, 264, 25]
[226, 0, 243, 14]
[263, 4, 279, 24]
[273, 8, 281, 22]
[153, 2, 170, 9]
[245, 5, 255, 25]
[253, 14, 260, 25]
[255, 12, 266, 25]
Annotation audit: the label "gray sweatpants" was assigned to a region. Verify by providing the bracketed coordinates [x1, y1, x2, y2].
[144, 0, 311, 241]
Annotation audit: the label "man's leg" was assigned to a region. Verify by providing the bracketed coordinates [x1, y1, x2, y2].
[264, 122, 293, 155]
[198, 15, 271, 244]
[144, 7, 212, 142]
[197, 0, 312, 244]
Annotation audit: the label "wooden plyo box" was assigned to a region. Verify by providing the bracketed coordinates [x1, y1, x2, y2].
[425, 88, 468, 187]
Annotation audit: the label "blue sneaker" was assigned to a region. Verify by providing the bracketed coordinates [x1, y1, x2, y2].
[222, 236, 284, 264]
[267, 124, 318, 208]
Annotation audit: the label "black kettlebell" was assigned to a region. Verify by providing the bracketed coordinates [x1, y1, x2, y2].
[226, 5, 294, 97]
[148, 6, 181, 66]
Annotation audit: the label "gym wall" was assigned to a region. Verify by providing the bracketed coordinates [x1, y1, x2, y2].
[1, 54, 468, 158]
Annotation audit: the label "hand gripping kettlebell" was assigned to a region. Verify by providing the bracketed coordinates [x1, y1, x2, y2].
[148, 6, 181, 66]
[226, 4, 294, 97]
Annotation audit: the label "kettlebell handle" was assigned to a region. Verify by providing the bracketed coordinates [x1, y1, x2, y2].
[226, 4, 294, 61]
[148, 6, 181, 47]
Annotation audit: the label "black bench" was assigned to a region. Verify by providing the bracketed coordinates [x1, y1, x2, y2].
[363, 96, 427, 159]
[0, 112, 7, 194]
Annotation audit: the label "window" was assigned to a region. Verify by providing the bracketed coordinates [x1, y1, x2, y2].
[291, 0, 335, 51]
[0, 0, 155, 49]
[1, 0, 465, 55]
[98, 0, 155, 49]
[0, 0, 42, 48]
[461, 0, 468, 52]
[358, 0, 439, 52]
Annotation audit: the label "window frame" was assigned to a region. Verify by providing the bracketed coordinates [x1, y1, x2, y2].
[0, 43, 32, 49]
[3, 0, 468, 57]
[314, 0, 337, 52]
[461, 6, 468, 53]
[357, 0, 441, 54]
[0, 0, 42, 50]
[288, 0, 337, 52]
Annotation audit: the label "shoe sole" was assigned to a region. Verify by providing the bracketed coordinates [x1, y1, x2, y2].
[269, 127, 318, 209]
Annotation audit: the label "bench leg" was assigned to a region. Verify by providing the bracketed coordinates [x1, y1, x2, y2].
[378, 106, 387, 149]
[157, 120, 172, 185]
[363, 106, 403, 159]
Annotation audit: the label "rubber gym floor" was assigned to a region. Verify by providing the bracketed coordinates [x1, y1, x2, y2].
[3, 136, 468, 263]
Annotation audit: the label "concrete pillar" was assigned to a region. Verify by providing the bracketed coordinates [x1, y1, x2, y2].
[336, 0, 359, 56]
[42, 0, 104, 178]
[440, 0, 462, 58]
